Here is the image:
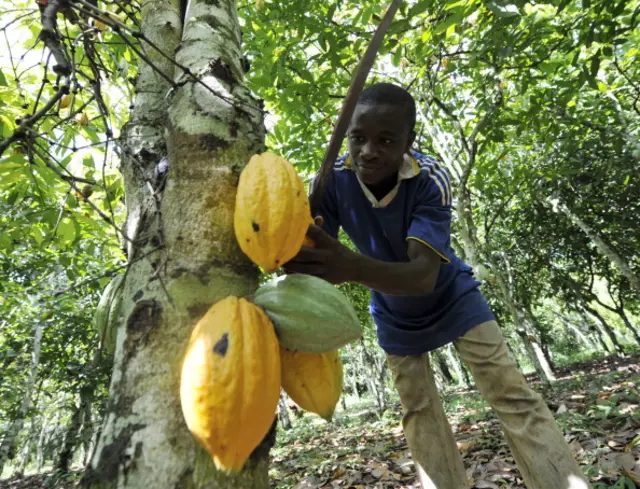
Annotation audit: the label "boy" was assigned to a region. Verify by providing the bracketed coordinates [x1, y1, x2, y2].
[284, 83, 589, 489]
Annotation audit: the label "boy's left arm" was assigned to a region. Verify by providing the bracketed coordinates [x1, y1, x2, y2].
[283, 224, 441, 296]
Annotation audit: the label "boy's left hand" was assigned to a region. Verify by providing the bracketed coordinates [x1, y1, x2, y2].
[283, 224, 357, 284]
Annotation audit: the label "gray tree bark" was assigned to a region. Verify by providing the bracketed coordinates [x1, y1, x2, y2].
[277, 393, 292, 431]
[445, 344, 470, 388]
[84, 1, 272, 488]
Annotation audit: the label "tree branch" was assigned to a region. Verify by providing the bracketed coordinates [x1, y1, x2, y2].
[0, 85, 69, 157]
[40, 0, 72, 76]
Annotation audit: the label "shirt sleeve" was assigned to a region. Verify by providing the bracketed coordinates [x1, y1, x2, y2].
[406, 168, 453, 264]
[309, 170, 340, 239]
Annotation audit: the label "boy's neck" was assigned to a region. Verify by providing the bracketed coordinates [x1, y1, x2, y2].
[366, 172, 398, 201]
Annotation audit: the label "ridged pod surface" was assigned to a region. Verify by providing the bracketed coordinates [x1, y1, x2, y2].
[280, 347, 343, 421]
[180, 296, 281, 472]
[234, 152, 311, 272]
[253, 274, 362, 353]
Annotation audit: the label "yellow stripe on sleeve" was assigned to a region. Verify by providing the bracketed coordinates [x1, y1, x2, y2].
[406, 236, 451, 264]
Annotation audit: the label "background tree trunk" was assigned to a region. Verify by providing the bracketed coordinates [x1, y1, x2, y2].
[13, 422, 35, 478]
[583, 304, 625, 355]
[432, 350, 454, 386]
[0, 323, 43, 475]
[57, 396, 84, 473]
[278, 394, 292, 431]
[358, 341, 388, 414]
[446, 344, 470, 388]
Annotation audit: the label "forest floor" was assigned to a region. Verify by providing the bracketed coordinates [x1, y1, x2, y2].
[1, 353, 638, 489]
[270, 352, 640, 489]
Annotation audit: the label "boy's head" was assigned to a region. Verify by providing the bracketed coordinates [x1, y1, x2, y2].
[347, 82, 416, 186]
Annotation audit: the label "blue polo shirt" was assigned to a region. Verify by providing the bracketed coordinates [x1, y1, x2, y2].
[311, 150, 495, 356]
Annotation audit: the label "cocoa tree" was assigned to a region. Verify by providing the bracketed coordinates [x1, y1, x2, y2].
[78, 0, 274, 487]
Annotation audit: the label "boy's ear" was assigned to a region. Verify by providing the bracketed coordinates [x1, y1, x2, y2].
[406, 130, 416, 151]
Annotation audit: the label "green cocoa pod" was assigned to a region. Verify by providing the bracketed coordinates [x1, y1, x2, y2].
[253, 274, 361, 353]
[94, 274, 124, 354]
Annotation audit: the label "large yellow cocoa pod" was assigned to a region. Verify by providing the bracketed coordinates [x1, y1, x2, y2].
[234, 152, 311, 272]
[180, 296, 281, 472]
[280, 347, 343, 421]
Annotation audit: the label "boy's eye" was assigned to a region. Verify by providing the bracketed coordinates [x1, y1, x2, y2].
[350, 135, 365, 143]
[382, 138, 394, 145]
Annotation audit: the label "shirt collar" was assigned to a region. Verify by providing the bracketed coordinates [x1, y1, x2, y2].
[346, 153, 419, 208]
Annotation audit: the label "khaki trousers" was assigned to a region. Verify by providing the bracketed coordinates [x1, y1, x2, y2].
[387, 320, 590, 489]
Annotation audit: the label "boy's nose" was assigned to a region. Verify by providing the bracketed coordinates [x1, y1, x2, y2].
[361, 142, 378, 159]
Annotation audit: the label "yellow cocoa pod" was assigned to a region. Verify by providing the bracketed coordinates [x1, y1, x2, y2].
[75, 112, 89, 126]
[234, 152, 311, 272]
[280, 347, 343, 421]
[180, 296, 281, 472]
[59, 94, 71, 109]
[94, 19, 108, 31]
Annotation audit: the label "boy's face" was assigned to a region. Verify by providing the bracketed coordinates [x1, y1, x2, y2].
[347, 103, 415, 186]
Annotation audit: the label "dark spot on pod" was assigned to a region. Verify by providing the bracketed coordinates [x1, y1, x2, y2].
[252, 222, 260, 232]
[297, 190, 300, 196]
[275, 259, 280, 264]
[246, 239, 250, 243]
[213, 333, 229, 357]
[133, 289, 144, 301]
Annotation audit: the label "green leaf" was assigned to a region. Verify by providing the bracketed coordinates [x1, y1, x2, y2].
[556, 0, 572, 14]
[57, 218, 77, 245]
[486, 0, 520, 18]
[0, 69, 7, 86]
[434, 9, 465, 35]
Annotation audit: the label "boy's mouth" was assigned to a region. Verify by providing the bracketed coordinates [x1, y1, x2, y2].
[356, 160, 382, 170]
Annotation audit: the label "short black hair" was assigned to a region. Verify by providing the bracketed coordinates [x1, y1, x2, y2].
[358, 82, 416, 132]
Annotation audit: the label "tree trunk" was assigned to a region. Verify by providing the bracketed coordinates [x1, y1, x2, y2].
[13, 422, 35, 477]
[0, 323, 43, 475]
[615, 307, 640, 345]
[277, 394, 292, 431]
[568, 319, 596, 351]
[505, 339, 522, 369]
[84, 1, 272, 488]
[516, 328, 556, 382]
[36, 412, 51, 472]
[553, 310, 596, 351]
[81, 397, 95, 466]
[431, 350, 454, 386]
[573, 307, 610, 354]
[487, 254, 555, 383]
[552, 199, 640, 293]
[57, 398, 84, 473]
[445, 344, 470, 388]
[358, 341, 388, 414]
[583, 305, 625, 355]
[58, 388, 95, 473]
